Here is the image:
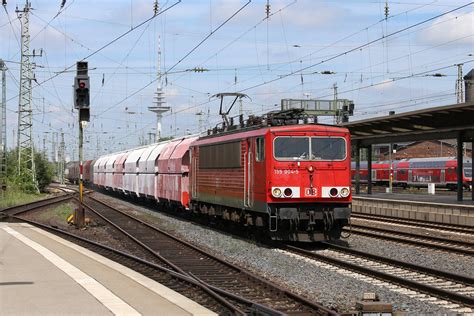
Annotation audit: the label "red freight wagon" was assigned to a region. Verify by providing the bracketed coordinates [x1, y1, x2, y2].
[83, 160, 93, 183]
[190, 123, 351, 242]
[113, 152, 129, 192]
[156, 137, 197, 207]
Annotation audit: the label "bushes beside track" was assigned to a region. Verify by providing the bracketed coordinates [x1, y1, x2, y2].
[3, 148, 54, 193]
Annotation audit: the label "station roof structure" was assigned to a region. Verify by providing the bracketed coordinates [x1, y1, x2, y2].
[342, 101, 474, 146]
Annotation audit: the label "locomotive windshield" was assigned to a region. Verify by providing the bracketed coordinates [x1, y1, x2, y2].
[274, 136, 346, 161]
[274, 137, 309, 160]
[311, 137, 346, 160]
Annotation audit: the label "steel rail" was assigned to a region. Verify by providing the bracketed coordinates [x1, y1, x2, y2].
[346, 225, 474, 255]
[0, 195, 73, 217]
[351, 212, 474, 234]
[84, 194, 337, 315]
[283, 244, 474, 308]
[322, 242, 474, 285]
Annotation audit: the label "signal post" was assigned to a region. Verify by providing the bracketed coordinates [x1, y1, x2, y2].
[74, 61, 90, 228]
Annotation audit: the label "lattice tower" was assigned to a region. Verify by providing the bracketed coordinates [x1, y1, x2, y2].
[16, 1, 38, 191]
[456, 64, 464, 104]
[0, 60, 7, 191]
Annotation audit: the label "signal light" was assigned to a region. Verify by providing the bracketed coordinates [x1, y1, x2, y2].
[329, 188, 338, 197]
[284, 188, 293, 197]
[79, 82, 86, 89]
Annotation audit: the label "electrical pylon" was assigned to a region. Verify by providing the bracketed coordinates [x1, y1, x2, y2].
[0, 59, 7, 192]
[456, 64, 464, 104]
[16, 1, 38, 192]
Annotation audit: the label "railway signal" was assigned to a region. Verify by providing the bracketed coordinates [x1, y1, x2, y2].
[74, 61, 90, 122]
[74, 61, 90, 228]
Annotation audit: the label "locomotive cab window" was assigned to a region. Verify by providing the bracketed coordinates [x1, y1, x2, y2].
[274, 137, 309, 160]
[311, 137, 346, 160]
[256, 137, 265, 162]
[274, 136, 346, 161]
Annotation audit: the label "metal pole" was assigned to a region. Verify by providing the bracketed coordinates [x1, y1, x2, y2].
[75, 120, 85, 227]
[457, 133, 463, 202]
[355, 142, 360, 195]
[367, 145, 372, 195]
[472, 140, 473, 201]
[389, 143, 393, 193]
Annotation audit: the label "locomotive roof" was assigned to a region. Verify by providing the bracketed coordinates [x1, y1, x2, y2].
[196, 123, 349, 142]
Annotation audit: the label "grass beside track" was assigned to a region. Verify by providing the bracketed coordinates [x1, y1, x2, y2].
[0, 188, 47, 209]
[35, 202, 76, 223]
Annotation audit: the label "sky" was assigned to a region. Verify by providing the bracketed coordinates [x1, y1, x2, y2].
[0, 0, 473, 161]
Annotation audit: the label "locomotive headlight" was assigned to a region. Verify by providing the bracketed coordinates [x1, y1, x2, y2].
[284, 188, 293, 197]
[329, 187, 338, 197]
[272, 188, 282, 197]
[340, 187, 350, 197]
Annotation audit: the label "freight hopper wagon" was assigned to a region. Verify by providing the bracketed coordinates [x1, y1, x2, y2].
[190, 119, 352, 242]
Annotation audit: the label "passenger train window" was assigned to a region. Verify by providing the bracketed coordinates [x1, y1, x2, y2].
[256, 137, 265, 162]
[465, 168, 472, 177]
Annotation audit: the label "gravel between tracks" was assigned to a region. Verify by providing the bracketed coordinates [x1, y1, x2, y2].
[91, 192, 472, 315]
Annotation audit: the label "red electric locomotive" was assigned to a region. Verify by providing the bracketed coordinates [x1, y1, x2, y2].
[190, 111, 352, 242]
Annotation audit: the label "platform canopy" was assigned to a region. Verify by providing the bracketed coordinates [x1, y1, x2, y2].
[342, 101, 474, 146]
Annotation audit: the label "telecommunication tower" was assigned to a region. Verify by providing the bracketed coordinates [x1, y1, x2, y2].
[148, 35, 170, 142]
[0, 60, 7, 191]
[16, 1, 38, 192]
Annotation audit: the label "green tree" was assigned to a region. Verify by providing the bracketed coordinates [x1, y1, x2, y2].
[5, 148, 54, 193]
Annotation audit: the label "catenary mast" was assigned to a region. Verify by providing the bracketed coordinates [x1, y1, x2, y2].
[16, 0, 38, 191]
[0, 60, 7, 192]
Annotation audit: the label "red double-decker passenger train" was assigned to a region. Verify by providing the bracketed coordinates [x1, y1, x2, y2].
[351, 157, 472, 190]
[68, 110, 352, 242]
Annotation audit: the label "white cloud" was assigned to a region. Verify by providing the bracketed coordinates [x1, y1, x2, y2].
[417, 12, 474, 47]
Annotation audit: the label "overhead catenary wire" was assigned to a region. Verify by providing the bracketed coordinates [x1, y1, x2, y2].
[3, 1, 181, 106]
[237, 2, 473, 93]
[93, 0, 252, 120]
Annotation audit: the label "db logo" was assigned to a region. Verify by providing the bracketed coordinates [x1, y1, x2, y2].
[305, 188, 317, 196]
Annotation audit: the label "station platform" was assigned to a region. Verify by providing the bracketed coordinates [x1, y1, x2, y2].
[0, 222, 216, 316]
[353, 192, 474, 227]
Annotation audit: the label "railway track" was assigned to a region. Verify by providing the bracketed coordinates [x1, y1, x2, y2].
[81, 194, 336, 315]
[345, 224, 474, 255]
[0, 194, 73, 218]
[351, 212, 474, 234]
[281, 243, 474, 311]
[10, 216, 250, 315]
